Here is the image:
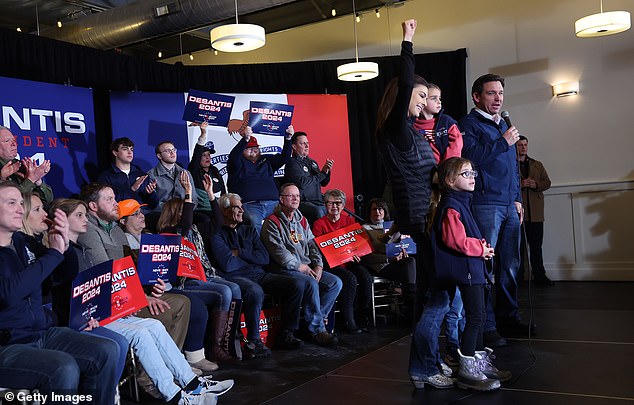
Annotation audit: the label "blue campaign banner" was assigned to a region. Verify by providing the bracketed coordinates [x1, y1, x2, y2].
[248, 101, 294, 137]
[386, 237, 417, 257]
[0, 76, 97, 196]
[109, 92, 190, 173]
[69, 260, 113, 331]
[137, 233, 182, 285]
[183, 89, 235, 126]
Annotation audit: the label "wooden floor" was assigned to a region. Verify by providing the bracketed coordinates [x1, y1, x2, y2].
[125, 281, 634, 405]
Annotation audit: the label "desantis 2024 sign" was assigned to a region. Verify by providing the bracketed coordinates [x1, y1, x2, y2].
[314, 223, 373, 268]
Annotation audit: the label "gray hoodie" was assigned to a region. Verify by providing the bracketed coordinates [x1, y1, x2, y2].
[260, 205, 322, 271]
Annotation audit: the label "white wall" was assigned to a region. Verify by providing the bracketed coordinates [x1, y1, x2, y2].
[172, 0, 634, 279]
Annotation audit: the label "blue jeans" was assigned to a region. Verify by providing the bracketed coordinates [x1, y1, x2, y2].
[445, 287, 464, 354]
[0, 327, 119, 404]
[87, 326, 129, 382]
[281, 269, 342, 334]
[472, 204, 521, 331]
[409, 289, 450, 378]
[105, 317, 196, 401]
[243, 200, 279, 233]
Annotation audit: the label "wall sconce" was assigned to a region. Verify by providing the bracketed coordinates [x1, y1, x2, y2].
[552, 81, 580, 97]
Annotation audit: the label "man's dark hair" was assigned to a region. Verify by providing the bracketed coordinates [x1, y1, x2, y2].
[80, 183, 112, 204]
[518, 135, 528, 142]
[290, 132, 307, 145]
[110, 137, 134, 153]
[471, 73, 505, 96]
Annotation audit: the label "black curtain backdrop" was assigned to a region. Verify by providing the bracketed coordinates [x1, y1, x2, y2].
[0, 27, 467, 207]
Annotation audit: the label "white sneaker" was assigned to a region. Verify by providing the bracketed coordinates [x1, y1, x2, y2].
[178, 391, 218, 405]
[198, 376, 234, 395]
[410, 373, 455, 389]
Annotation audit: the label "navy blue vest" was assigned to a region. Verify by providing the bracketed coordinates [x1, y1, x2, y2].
[431, 189, 487, 286]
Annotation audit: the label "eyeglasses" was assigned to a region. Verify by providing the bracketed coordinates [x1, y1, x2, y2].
[460, 170, 478, 179]
[281, 194, 300, 199]
[160, 147, 177, 154]
[130, 210, 144, 217]
[326, 201, 343, 207]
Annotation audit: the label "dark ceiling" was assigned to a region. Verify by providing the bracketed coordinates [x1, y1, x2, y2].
[1, 0, 407, 62]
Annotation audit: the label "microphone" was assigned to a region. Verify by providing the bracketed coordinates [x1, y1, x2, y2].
[500, 110, 512, 128]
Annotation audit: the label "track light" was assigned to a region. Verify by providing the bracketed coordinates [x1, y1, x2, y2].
[57, 20, 62, 28]
[356, 13, 361, 23]
[375, 9, 380, 18]
[158, 50, 162, 58]
[331, 8, 336, 17]
[189, 53, 194, 61]
[16, 27, 22, 32]
[214, 50, 218, 56]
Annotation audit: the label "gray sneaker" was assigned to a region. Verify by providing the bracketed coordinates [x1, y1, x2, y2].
[476, 348, 512, 382]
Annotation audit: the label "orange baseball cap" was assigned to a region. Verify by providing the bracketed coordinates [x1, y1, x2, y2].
[118, 199, 147, 219]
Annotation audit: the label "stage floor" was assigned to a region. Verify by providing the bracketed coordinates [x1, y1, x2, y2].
[126, 281, 634, 405]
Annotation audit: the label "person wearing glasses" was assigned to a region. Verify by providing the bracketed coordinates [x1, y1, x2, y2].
[260, 183, 341, 346]
[432, 157, 510, 391]
[146, 140, 197, 232]
[459, 73, 532, 348]
[312, 189, 373, 334]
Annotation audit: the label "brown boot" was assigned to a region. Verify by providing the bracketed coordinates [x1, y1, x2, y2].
[210, 310, 238, 363]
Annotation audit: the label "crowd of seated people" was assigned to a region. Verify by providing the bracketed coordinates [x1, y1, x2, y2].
[0, 122, 383, 404]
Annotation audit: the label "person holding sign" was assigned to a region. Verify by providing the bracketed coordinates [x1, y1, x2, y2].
[187, 121, 226, 205]
[227, 124, 293, 233]
[55, 196, 235, 403]
[261, 183, 341, 346]
[0, 182, 119, 405]
[284, 131, 334, 225]
[312, 189, 373, 334]
[158, 172, 246, 363]
[361, 198, 417, 324]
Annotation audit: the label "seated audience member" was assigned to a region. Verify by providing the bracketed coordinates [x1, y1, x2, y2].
[0, 126, 53, 205]
[77, 183, 192, 353]
[260, 183, 341, 346]
[361, 198, 417, 323]
[53, 197, 233, 404]
[226, 125, 293, 233]
[312, 189, 373, 333]
[118, 196, 221, 371]
[156, 172, 246, 363]
[0, 181, 118, 405]
[145, 140, 198, 232]
[212, 192, 307, 350]
[283, 131, 333, 224]
[187, 122, 226, 208]
[97, 136, 159, 209]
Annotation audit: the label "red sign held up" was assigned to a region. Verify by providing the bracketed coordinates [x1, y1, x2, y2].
[314, 222, 373, 268]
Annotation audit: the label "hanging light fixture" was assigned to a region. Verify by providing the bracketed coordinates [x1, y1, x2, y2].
[575, 0, 631, 37]
[337, 0, 379, 82]
[210, 0, 265, 52]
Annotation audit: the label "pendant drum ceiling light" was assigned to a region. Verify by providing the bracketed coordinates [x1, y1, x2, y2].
[575, 0, 631, 37]
[337, 0, 379, 81]
[210, 0, 265, 52]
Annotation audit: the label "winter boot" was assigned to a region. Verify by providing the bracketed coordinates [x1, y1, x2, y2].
[210, 310, 237, 363]
[456, 349, 501, 391]
[476, 347, 512, 382]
